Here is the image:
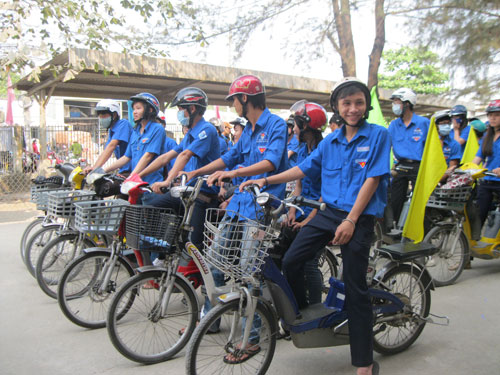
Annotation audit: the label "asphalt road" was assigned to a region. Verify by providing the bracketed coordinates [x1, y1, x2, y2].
[1, 217, 500, 375]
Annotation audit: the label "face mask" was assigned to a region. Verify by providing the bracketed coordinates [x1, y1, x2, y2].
[438, 124, 452, 137]
[177, 110, 189, 126]
[99, 117, 113, 129]
[392, 103, 403, 116]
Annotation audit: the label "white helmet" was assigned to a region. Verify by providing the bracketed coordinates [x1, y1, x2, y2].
[96, 99, 121, 117]
[390, 88, 417, 106]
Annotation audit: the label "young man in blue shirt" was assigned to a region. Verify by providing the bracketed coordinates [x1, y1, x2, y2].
[138, 87, 220, 251]
[84, 99, 132, 175]
[387, 87, 430, 224]
[242, 78, 390, 375]
[104, 93, 165, 184]
[184, 74, 288, 359]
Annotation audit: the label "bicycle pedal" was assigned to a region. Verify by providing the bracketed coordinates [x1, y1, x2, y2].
[423, 313, 450, 326]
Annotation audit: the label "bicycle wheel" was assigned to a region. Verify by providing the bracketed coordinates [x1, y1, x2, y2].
[20, 217, 45, 263]
[318, 246, 338, 295]
[423, 224, 468, 286]
[107, 270, 198, 364]
[57, 251, 135, 329]
[25, 224, 62, 277]
[186, 298, 277, 375]
[35, 234, 94, 299]
[373, 264, 431, 355]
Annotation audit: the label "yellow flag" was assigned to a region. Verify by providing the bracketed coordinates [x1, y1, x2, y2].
[461, 126, 480, 164]
[402, 117, 447, 242]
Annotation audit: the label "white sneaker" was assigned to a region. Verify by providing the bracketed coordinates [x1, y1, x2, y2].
[153, 258, 165, 267]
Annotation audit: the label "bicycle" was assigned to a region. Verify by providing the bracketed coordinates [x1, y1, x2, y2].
[185, 186, 448, 375]
[105, 175, 237, 364]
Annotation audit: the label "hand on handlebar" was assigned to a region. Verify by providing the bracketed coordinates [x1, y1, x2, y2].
[492, 168, 500, 177]
[83, 165, 93, 175]
[178, 170, 195, 183]
[151, 180, 169, 194]
[239, 178, 266, 192]
[207, 170, 235, 187]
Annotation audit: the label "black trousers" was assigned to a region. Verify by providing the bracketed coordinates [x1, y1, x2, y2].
[477, 181, 500, 225]
[389, 163, 419, 224]
[282, 206, 374, 367]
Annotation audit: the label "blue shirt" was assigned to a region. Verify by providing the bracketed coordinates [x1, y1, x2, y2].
[442, 136, 461, 166]
[218, 135, 228, 155]
[175, 118, 220, 194]
[388, 114, 430, 162]
[458, 126, 470, 156]
[287, 135, 300, 167]
[124, 121, 166, 184]
[477, 136, 500, 182]
[163, 136, 178, 173]
[299, 121, 391, 218]
[222, 108, 288, 220]
[107, 119, 132, 173]
[295, 142, 321, 218]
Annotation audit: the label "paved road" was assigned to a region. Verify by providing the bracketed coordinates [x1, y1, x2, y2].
[1, 217, 500, 375]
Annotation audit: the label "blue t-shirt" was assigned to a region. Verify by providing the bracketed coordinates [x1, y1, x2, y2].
[218, 135, 228, 155]
[163, 136, 178, 173]
[299, 121, 391, 218]
[107, 119, 132, 173]
[477, 136, 500, 182]
[175, 118, 220, 194]
[221, 108, 288, 220]
[124, 121, 166, 184]
[295, 142, 321, 218]
[287, 135, 300, 168]
[458, 126, 470, 156]
[388, 114, 430, 162]
[442, 136, 461, 166]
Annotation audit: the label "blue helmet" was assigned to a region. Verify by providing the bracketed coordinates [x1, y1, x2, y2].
[450, 104, 467, 116]
[130, 92, 160, 117]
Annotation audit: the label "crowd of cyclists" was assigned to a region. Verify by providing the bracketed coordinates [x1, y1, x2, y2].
[79, 74, 499, 375]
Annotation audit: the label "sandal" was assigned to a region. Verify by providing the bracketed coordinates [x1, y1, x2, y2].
[223, 344, 261, 365]
[178, 323, 220, 336]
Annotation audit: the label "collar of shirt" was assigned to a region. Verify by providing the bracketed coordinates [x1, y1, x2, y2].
[243, 108, 272, 134]
[330, 121, 370, 144]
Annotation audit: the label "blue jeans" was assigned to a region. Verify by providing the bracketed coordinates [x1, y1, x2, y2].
[202, 214, 262, 343]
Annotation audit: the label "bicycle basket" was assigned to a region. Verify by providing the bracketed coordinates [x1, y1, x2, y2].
[124, 205, 181, 253]
[47, 190, 96, 218]
[74, 199, 129, 235]
[426, 186, 472, 211]
[203, 209, 279, 280]
[30, 186, 70, 211]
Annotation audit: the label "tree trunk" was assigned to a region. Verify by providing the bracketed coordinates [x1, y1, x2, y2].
[367, 0, 386, 90]
[332, 0, 356, 77]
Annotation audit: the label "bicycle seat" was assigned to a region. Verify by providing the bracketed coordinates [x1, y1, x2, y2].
[376, 242, 438, 261]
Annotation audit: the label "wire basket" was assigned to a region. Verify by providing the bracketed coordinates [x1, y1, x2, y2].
[203, 209, 279, 280]
[47, 190, 96, 218]
[30, 186, 71, 211]
[124, 205, 181, 253]
[426, 186, 472, 211]
[74, 199, 130, 235]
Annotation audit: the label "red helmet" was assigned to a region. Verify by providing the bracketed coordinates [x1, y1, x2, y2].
[290, 100, 327, 130]
[226, 75, 265, 100]
[486, 99, 500, 113]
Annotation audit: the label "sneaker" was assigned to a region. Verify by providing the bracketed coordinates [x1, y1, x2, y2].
[153, 258, 165, 267]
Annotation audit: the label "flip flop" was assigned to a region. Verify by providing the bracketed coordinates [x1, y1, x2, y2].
[372, 361, 380, 375]
[223, 345, 261, 365]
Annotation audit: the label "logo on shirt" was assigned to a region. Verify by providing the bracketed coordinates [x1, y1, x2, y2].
[256, 132, 268, 154]
[198, 130, 207, 140]
[355, 158, 367, 168]
[141, 138, 149, 144]
[412, 127, 423, 142]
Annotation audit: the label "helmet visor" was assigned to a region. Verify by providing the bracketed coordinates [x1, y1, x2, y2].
[290, 100, 307, 116]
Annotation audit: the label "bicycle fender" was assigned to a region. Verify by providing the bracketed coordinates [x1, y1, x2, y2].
[375, 260, 435, 291]
[217, 291, 241, 304]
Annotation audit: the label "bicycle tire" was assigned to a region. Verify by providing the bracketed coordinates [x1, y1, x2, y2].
[423, 224, 468, 286]
[106, 270, 198, 364]
[373, 263, 431, 355]
[57, 250, 135, 329]
[20, 217, 45, 263]
[186, 298, 277, 375]
[35, 234, 94, 299]
[319, 246, 338, 296]
[24, 224, 62, 277]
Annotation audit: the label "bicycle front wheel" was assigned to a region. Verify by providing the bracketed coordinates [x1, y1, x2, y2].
[24, 224, 62, 277]
[373, 264, 431, 355]
[423, 224, 468, 286]
[57, 251, 135, 329]
[20, 217, 45, 263]
[106, 270, 198, 364]
[35, 234, 94, 299]
[186, 298, 277, 375]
